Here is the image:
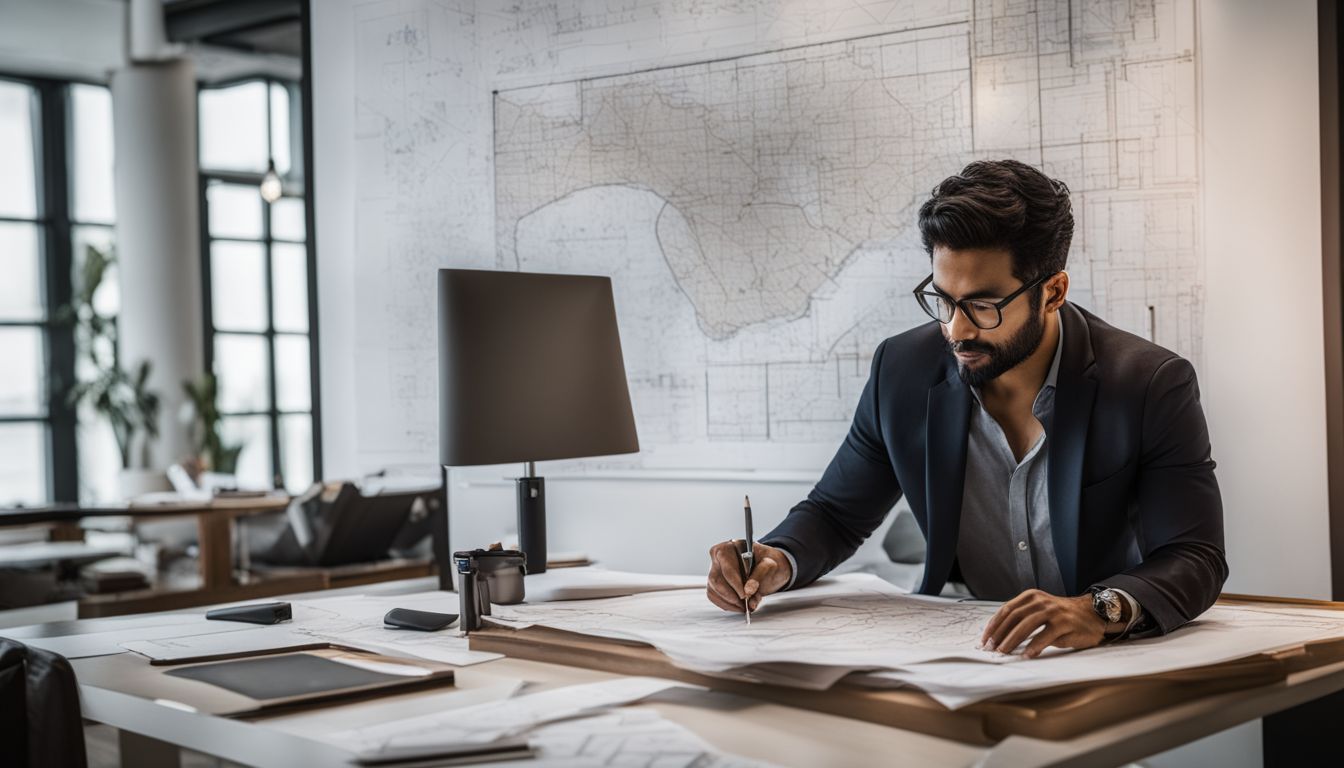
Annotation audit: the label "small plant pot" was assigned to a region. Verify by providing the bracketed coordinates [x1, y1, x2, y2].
[118, 468, 170, 501]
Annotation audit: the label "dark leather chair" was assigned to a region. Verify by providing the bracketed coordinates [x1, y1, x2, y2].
[254, 483, 435, 568]
[0, 636, 88, 768]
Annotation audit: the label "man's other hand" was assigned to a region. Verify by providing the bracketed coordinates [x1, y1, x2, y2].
[706, 540, 793, 614]
[979, 589, 1110, 658]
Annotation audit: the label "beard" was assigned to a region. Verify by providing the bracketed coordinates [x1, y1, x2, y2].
[947, 308, 1046, 388]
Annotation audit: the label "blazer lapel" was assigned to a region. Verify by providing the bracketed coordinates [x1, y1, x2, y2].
[1048, 302, 1098, 594]
[920, 367, 972, 594]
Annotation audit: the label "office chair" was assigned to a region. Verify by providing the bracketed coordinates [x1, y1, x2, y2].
[253, 483, 435, 567]
[0, 636, 88, 768]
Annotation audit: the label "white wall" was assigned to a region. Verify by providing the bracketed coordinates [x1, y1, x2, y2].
[310, 0, 955, 574]
[1200, 0, 1331, 601]
[312, 0, 1333, 595]
[1139, 7, 1327, 767]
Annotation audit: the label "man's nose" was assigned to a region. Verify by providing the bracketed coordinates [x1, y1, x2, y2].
[947, 303, 979, 343]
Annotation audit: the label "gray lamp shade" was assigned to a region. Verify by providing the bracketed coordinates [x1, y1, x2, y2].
[437, 269, 640, 467]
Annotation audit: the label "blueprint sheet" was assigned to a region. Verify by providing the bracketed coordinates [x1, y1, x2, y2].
[495, 708, 773, 768]
[485, 575, 1344, 708]
[328, 677, 771, 766]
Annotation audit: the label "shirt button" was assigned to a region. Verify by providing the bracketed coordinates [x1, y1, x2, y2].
[1017, 541, 1028, 552]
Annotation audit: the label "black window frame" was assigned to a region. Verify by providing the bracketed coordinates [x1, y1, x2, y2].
[197, 75, 322, 491]
[0, 73, 111, 505]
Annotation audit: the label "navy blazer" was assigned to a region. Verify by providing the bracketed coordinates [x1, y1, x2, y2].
[761, 301, 1228, 634]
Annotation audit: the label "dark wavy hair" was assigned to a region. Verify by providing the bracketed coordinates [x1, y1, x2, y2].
[917, 160, 1073, 306]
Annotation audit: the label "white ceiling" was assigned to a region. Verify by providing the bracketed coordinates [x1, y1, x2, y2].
[0, 0, 126, 82]
[0, 0, 301, 84]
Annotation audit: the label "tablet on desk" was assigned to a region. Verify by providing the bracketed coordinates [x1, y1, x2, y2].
[158, 648, 455, 716]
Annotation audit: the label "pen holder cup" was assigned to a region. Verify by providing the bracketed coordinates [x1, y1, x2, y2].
[478, 554, 526, 606]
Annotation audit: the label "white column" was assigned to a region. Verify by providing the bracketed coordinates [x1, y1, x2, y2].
[111, 58, 202, 471]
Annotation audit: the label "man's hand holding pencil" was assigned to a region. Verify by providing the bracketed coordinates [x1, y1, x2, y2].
[706, 539, 793, 616]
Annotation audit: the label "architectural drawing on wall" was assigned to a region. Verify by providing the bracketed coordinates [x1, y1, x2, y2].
[349, 0, 1200, 470]
[351, 0, 489, 461]
[493, 0, 1202, 471]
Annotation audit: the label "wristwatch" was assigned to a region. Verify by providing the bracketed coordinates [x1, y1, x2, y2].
[1090, 587, 1124, 626]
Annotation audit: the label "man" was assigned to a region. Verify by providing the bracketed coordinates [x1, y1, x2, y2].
[706, 159, 1227, 657]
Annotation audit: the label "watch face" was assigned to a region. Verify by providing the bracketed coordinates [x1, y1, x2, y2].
[1094, 589, 1122, 624]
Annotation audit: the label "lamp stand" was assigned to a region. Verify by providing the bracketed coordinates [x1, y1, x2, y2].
[517, 461, 546, 574]
[434, 465, 454, 590]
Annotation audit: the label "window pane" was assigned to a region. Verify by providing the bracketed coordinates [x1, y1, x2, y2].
[271, 242, 308, 332]
[270, 197, 305, 241]
[274, 335, 310, 411]
[270, 82, 291, 176]
[278, 413, 312, 493]
[0, 327, 45, 416]
[72, 225, 118, 319]
[211, 241, 267, 332]
[0, 422, 47, 505]
[207, 183, 264, 240]
[214, 334, 270, 412]
[0, 222, 42, 321]
[78, 402, 121, 503]
[0, 81, 37, 219]
[199, 81, 269, 173]
[70, 84, 116, 224]
[71, 225, 119, 383]
[220, 415, 272, 490]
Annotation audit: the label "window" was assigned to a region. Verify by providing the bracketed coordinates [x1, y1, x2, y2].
[68, 84, 121, 503]
[199, 79, 319, 493]
[0, 80, 50, 506]
[0, 77, 116, 506]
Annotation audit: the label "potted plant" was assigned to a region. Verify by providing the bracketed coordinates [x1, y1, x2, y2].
[61, 243, 165, 499]
[182, 373, 243, 476]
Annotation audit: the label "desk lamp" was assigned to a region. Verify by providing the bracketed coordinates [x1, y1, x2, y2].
[436, 269, 640, 576]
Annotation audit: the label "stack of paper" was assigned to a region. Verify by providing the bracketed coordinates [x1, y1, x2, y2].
[502, 708, 771, 767]
[521, 567, 705, 602]
[848, 601, 1344, 708]
[330, 677, 683, 755]
[484, 574, 1344, 708]
[327, 677, 769, 766]
[24, 615, 256, 659]
[119, 567, 705, 665]
[123, 591, 501, 666]
[285, 591, 500, 666]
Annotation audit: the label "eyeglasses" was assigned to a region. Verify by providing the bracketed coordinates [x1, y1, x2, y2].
[912, 272, 1056, 330]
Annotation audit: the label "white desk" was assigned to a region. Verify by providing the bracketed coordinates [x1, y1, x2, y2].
[6, 577, 1344, 768]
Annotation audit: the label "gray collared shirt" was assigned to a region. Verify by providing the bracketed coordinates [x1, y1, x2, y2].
[955, 323, 1067, 600]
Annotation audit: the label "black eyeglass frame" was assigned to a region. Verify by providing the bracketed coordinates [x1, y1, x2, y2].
[912, 271, 1058, 330]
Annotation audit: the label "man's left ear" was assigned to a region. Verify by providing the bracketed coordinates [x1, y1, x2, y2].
[1046, 272, 1070, 311]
